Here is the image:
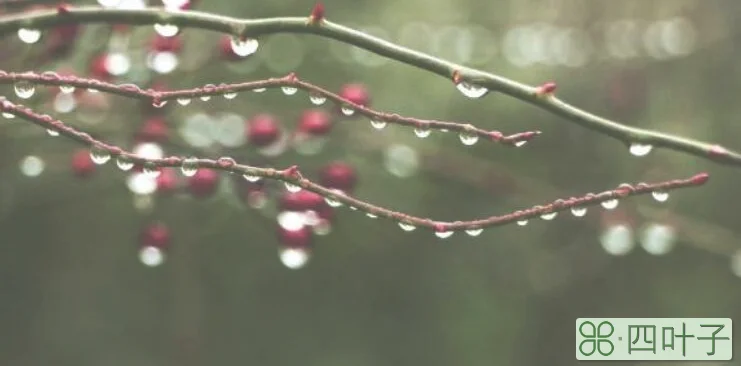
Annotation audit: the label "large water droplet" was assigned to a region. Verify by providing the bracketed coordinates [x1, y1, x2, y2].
[341, 106, 355, 116]
[279, 247, 310, 269]
[325, 195, 342, 207]
[60, 85, 75, 94]
[17, 28, 41, 44]
[223, 91, 237, 99]
[601, 199, 619, 210]
[399, 222, 416, 231]
[629, 143, 653, 157]
[414, 126, 431, 138]
[309, 94, 326, 105]
[600, 224, 634, 256]
[152, 99, 167, 108]
[540, 212, 557, 220]
[243, 174, 261, 182]
[517, 219, 528, 226]
[284, 182, 301, 192]
[47, 129, 59, 137]
[154, 23, 179, 37]
[281, 86, 298, 95]
[435, 230, 453, 239]
[640, 223, 675, 256]
[143, 163, 161, 178]
[456, 82, 488, 98]
[651, 190, 669, 202]
[370, 120, 387, 130]
[514, 140, 528, 147]
[253, 88, 266, 93]
[89, 145, 111, 165]
[230, 37, 259, 57]
[176, 97, 191, 105]
[139, 246, 165, 267]
[19, 155, 44, 177]
[181, 158, 198, 176]
[2, 112, 15, 119]
[465, 228, 483, 236]
[571, 206, 587, 217]
[116, 155, 134, 171]
[14, 81, 35, 99]
[459, 132, 479, 146]
[366, 213, 378, 219]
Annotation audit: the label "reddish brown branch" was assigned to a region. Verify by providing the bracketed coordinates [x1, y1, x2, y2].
[0, 71, 541, 147]
[0, 99, 709, 235]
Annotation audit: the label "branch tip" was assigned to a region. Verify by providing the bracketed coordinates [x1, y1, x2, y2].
[536, 82, 557, 96]
[691, 172, 710, 185]
[307, 2, 325, 25]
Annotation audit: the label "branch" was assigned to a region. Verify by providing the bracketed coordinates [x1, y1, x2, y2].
[0, 6, 739, 166]
[0, 71, 540, 146]
[0, 99, 709, 235]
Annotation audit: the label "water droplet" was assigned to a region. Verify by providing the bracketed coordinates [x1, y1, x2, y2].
[456, 82, 488, 99]
[152, 99, 167, 108]
[540, 212, 557, 220]
[629, 143, 653, 157]
[309, 94, 326, 105]
[366, 213, 378, 219]
[116, 155, 134, 171]
[89, 145, 111, 165]
[17, 28, 41, 44]
[571, 207, 587, 217]
[399, 222, 416, 231]
[154, 23, 179, 37]
[435, 230, 454, 239]
[465, 228, 483, 236]
[180, 158, 198, 176]
[200, 84, 215, 101]
[14, 81, 35, 99]
[325, 196, 342, 207]
[60, 85, 75, 94]
[640, 223, 675, 256]
[517, 219, 528, 226]
[19, 155, 44, 177]
[253, 88, 266, 93]
[284, 182, 301, 192]
[87, 88, 100, 93]
[370, 120, 387, 130]
[243, 174, 261, 182]
[514, 140, 527, 147]
[176, 97, 191, 105]
[143, 163, 161, 178]
[601, 199, 619, 210]
[2, 112, 14, 119]
[600, 224, 634, 256]
[279, 247, 310, 269]
[46, 129, 59, 136]
[341, 106, 355, 116]
[651, 190, 669, 202]
[223, 91, 237, 99]
[139, 246, 165, 267]
[414, 126, 431, 138]
[230, 37, 259, 57]
[281, 86, 298, 95]
[459, 132, 479, 146]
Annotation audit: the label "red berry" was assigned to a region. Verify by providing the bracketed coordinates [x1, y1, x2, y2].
[136, 117, 169, 143]
[280, 190, 324, 212]
[141, 223, 170, 248]
[156, 168, 178, 194]
[187, 169, 219, 198]
[319, 161, 357, 193]
[278, 227, 312, 248]
[339, 83, 370, 107]
[89, 54, 111, 81]
[151, 35, 182, 53]
[247, 114, 281, 147]
[71, 149, 95, 178]
[298, 109, 332, 136]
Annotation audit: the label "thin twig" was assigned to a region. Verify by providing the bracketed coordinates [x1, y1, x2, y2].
[0, 99, 709, 234]
[0, 71, 540, 146]
[0, 6, 738, 165]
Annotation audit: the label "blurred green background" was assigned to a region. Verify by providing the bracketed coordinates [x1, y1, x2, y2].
[0, 0, 740, 365]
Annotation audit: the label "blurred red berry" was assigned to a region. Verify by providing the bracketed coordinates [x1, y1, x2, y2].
[89, 54, 112, 81]
[71, 149, 95, 178]
[339, 83, 370, 107]
[219, 35, 240, 61]
[156, 168, 178, 194]
[187, 169, 219, 198]
[136, 117, 169, 143]
[247, 114, 281, 147]
[151, 35, 182, 53]
[278, 227, 312, 248]
[280, 190, 324, 212]
[141, 223, 170, 248]
[319, 161, 357, 193]
[298, 109, 332, 136]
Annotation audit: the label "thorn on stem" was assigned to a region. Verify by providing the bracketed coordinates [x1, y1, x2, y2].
[57, 2, 71, 14]
[283, 165, 301, 178]
[690, 172, 710, 185]
[307, 2, 325, 25]
[452, 70, 463, 85]
[536, 82, 557, 96]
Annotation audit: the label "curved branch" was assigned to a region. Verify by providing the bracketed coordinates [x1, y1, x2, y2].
[0, 71, 540, 146]
[0, 6, 739, 166]
[0, 99, 709, 234]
